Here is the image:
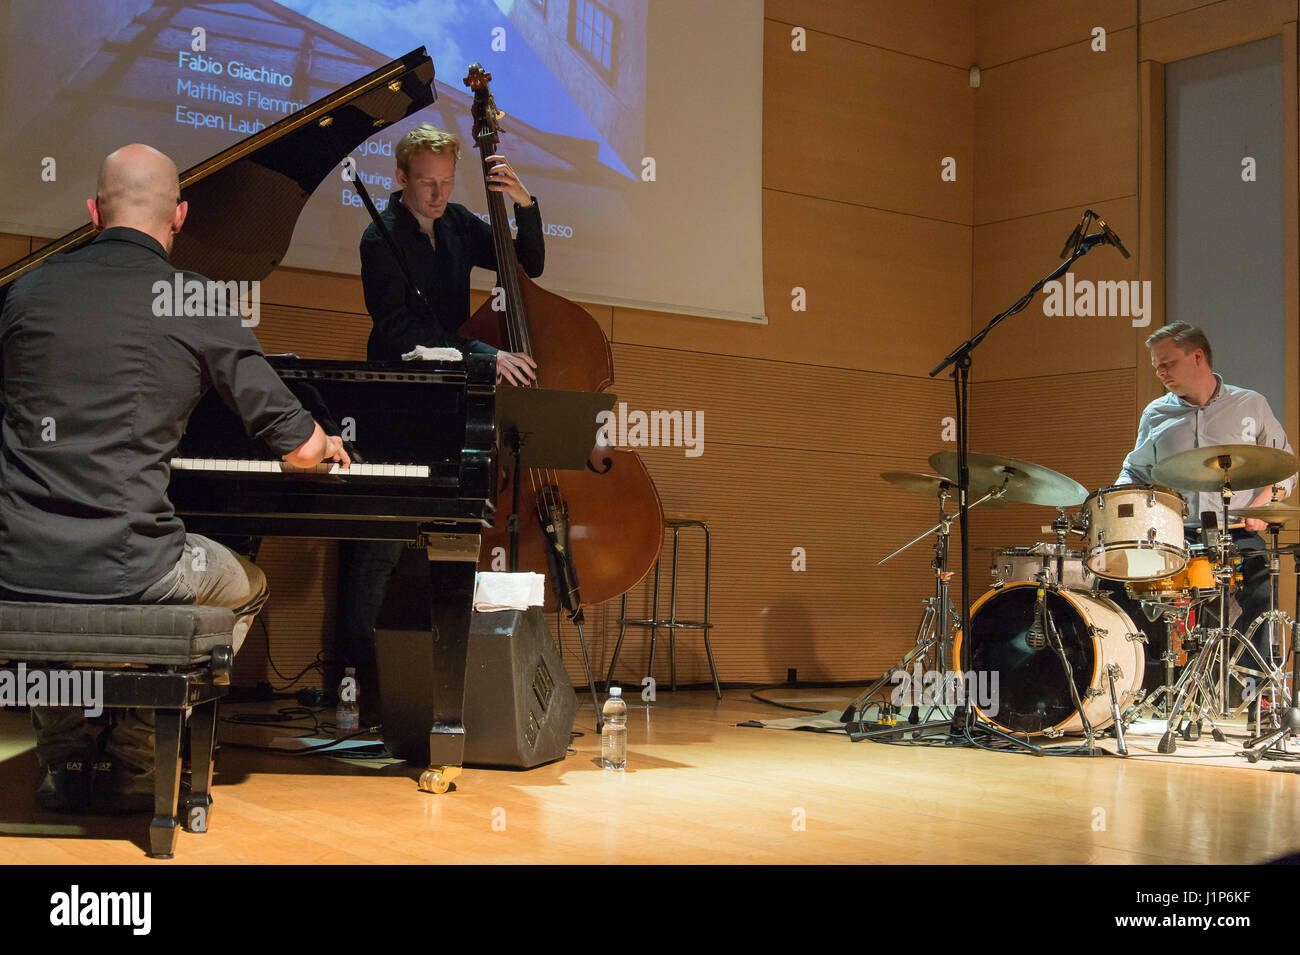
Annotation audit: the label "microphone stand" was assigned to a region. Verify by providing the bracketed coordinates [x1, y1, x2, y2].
[931, 211, 1112, 751]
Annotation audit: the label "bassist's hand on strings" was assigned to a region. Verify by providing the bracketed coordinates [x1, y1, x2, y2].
[484, 154, 531, 206]
[496, 350, 537, 385]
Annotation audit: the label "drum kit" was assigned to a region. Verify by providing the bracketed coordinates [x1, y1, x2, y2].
[849, 443, 1300, 761]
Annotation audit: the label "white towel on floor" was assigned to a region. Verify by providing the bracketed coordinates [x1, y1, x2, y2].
[473, 572, 545, 611]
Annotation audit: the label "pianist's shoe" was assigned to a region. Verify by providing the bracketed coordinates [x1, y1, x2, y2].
[35, 758, 92, 813]
[89, 757, 155, 814]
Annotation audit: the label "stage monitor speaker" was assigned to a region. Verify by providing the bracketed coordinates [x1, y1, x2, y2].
[375, 606, 577, 770]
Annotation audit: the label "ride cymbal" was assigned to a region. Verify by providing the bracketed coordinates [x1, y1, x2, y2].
[1152, 443, 1298, 493]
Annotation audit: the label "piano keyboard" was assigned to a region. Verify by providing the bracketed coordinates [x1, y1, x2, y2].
[170, 458, 430, 478]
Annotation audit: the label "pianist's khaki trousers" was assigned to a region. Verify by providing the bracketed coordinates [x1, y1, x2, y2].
[32, 533, 268, 771]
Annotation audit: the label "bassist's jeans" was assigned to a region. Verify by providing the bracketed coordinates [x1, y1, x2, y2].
[337, 539, 407, 675]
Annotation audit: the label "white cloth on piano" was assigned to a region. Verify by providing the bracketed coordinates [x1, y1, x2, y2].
[401, 346, 463, 361]
[473, 572, 545, 612]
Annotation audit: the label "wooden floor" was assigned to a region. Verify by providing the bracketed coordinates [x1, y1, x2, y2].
[0, 689, 1297, 865]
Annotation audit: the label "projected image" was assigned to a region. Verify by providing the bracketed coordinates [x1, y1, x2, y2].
[0, 0, 647, 283]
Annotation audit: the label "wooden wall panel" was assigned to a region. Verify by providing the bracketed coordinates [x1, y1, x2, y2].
[614, 190, 972, 375]
[977, 0, 1136, 68]
[763, 20, 974, 223]
[250, 304, 369, 360]
[0, 233, 30, 268]
[260, 267, 366, 315]
[232, 539, 338, 688]
[1136, 60, 1167, 415]
[577, 344, 964, 686]
[765, 0, 975, 67]
[588, 436, 963, 686]
[967, 369, 1138, 557]
[971, 198, 1141, 380]
[1138, 0, 1297, 62]
[974, 29, 1138, 225]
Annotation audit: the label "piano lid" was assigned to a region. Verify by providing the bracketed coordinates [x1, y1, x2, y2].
[0, 47, 436, 293]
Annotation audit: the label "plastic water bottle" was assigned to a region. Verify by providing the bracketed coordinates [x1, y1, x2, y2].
[601, 687, 627, 770]
[336, 667, 359, 736]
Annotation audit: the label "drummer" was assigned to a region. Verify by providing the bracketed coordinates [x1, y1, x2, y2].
[1115, 321, 1296, 684]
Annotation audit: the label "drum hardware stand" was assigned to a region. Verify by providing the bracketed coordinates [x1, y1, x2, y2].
[931, 211, 1120, 747]
[1038, 588, 1119, 756]
[1243, 551, 1300, 761]
[1105, 663, 1130, 756]
[1240, 518, 1293, 727]
[846, 483, 1006, 741]
[846, 485, 972, 740]
[1128, 602, 1197, 721]
[1157, 471, 1271, 753]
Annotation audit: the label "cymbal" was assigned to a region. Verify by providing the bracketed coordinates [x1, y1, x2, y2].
[881, 471, 953, 497]
[1152, 443, 1298, 493]
[881, 471, 1012, 506]
[927, 451, 1088, 507]
[1229, 502, 1300, 523]
[880, 471, 1009, 505]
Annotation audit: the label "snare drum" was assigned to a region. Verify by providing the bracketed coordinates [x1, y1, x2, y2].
[990, 546, 1095, 592]
[1083, 484, 1187, 581]
[953, 583, 1146, 736]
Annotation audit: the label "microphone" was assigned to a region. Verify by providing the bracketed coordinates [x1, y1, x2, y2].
[1060, 213, 1087, 258]
[1093, 214, 1131, 258]
[1026, 582, 1047, 651]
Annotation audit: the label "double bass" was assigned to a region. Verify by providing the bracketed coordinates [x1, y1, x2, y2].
[459, 64, 663, 619]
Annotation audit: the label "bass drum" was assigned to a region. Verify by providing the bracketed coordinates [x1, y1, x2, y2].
[952, 583, 1145, 736]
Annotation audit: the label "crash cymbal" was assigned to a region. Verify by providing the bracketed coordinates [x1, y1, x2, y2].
[1229, 502, 1300, 523]
[928, 451, 1088, 507]
[1152, 443, 1298, 494]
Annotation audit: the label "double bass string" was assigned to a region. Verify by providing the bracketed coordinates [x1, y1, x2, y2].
[484, 180, 565, 559]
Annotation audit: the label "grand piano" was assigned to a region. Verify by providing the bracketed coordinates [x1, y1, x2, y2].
[0, 48, 491, 794]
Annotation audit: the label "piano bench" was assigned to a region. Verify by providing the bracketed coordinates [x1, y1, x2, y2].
[0, 602, 235, 859]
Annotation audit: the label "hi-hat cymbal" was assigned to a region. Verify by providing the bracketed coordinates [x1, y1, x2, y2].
[927, 451, 1088, 507]
[1152, 443, 1298, 493]
[1229, 502, 1300, 523]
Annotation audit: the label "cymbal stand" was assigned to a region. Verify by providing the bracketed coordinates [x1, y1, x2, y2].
[1238, 519, 1293, 728]
[846, 484, 1003, 740]
[1243, 549, 1300, 762]
[1157, 466, 1275, 753]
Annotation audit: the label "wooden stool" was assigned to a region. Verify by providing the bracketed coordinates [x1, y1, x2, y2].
[0, 602, 234, 858]
[606, 518, 721, 699]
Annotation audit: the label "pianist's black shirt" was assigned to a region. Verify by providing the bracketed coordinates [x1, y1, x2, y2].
[0, 227, 316, 600]
[360, 191, 545, 361]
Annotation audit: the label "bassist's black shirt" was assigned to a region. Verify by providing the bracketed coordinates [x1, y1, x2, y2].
[359, 192, 545, 361]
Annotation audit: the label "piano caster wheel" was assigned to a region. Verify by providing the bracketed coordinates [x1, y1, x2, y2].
[419, 765, 461, 795]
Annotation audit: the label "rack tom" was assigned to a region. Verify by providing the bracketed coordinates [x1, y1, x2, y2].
[989, 546, 1094, 592]
[1083, 484, 1187, 581]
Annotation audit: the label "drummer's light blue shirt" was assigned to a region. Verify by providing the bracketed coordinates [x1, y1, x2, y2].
[1117, 374, 1297, 525]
